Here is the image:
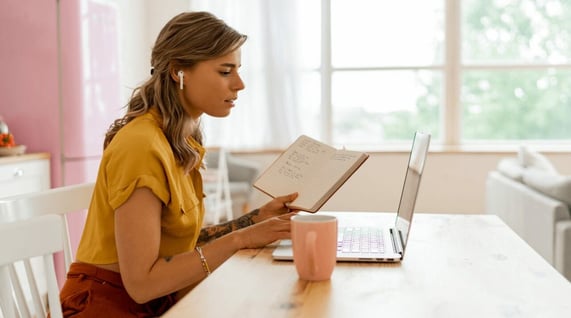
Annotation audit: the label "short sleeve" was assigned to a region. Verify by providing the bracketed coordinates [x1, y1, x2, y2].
[105, 124, 173, 210]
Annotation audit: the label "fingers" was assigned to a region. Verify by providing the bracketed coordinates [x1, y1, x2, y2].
[260, 213, 295, 231]
[276, 193, 299, 213]
[276, 192, 299, 204]
[273, 231, 292, 241]
[241, 215, 293, 247]
[268, 217, 294, 240]
[277, 211, 298, 220]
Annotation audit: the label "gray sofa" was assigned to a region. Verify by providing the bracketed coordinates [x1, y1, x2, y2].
[486, 148, 571, 281]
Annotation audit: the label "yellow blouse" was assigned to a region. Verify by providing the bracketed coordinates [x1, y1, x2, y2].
[76, 109, 205, 264]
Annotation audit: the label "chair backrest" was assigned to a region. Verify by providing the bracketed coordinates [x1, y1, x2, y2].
[0, 182, 94, 269]
[0, 183, 94, 318]
[203, 148, 233, 224]
[0, 214, 65, 318]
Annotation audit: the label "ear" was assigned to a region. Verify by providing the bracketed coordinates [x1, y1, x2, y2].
[169, 67, 181, 84]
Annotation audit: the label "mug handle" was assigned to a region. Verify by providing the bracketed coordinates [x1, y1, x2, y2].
[306, 231, 318, 275]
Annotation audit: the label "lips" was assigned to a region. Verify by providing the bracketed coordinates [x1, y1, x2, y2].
[225, 98, 237, 106]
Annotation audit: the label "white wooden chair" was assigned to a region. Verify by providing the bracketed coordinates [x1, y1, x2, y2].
[0, 214, 65, 318]
[0, 183, 94, 318]
[202, 148, 233, 224]
[0, 182, 94, 270]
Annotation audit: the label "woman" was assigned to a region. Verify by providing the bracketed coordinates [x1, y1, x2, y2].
[59, 11, 298, 317]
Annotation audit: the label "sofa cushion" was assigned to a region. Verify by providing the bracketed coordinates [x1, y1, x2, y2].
[522, 169, 571, 206]
[497, 157, 524, 182]
[518, 146, 558, 174]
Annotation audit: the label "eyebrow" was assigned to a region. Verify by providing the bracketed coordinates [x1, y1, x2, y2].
[219, 63, 241, 68]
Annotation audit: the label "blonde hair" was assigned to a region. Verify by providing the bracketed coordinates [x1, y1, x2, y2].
[104, 11, 247, 171]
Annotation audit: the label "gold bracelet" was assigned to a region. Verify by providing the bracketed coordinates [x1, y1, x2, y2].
[195, 246, 211, 276]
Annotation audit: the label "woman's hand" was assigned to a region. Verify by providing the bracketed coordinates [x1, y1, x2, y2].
[198, 193, 298, 245]
[255, 192, 299, 223]
[234, 212, 297, 249]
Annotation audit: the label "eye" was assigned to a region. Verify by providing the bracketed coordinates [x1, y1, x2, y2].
[219, 70, 232, 76]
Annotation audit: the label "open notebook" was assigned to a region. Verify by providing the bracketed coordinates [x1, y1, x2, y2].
[272, 131, 431, 262]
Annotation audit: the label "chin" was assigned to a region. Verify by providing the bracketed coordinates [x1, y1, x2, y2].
[209, 111, 232, 118]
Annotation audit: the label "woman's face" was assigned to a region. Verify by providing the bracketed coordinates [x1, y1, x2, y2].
[178, 48, 245, 119]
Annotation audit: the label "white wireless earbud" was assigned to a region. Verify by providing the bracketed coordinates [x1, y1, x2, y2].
[178, 70, 184, 90]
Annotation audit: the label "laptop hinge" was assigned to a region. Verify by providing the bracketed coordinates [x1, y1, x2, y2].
[390, 228, 404, 255]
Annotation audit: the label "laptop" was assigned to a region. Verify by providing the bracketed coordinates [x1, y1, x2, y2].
[272, 131, 431, 262]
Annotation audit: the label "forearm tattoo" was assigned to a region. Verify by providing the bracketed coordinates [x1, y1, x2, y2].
[197, 209, 261, 244]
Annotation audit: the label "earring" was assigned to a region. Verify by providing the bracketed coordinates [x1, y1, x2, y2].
[178, 70, 184, 90]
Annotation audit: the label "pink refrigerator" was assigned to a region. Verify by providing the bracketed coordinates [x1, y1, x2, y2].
[1, 0, 124, 286]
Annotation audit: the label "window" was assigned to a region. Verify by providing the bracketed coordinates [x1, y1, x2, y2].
[196, 0, 571, 149]
[327, 0, 444, 146]
[461, 0, 571, 142]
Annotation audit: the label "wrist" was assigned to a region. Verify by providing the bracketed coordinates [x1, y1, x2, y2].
[229, 229, 247, 250]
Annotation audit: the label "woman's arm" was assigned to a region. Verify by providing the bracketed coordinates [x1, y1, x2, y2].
[197, 192, 298, 245]
[115, 187, 294, 304]
[197, 209, 259, 245]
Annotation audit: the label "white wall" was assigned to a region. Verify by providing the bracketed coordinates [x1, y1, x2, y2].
[115, 0, 190, 106]
[240, 151, 571, 214]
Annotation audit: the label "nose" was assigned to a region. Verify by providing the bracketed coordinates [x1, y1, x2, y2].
[233, 74, 245, 91]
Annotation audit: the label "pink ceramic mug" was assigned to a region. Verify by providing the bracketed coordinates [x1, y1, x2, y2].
[291, 214, 338, 281]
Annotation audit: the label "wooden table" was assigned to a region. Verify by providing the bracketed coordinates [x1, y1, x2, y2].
[163, 212, 571, 318]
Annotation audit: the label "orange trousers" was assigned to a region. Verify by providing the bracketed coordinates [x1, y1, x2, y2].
[59, 263, 176, 317]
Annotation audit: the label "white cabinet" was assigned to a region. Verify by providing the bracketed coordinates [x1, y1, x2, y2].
[0, 153, 50, 318]
[0, 153, 50, 198]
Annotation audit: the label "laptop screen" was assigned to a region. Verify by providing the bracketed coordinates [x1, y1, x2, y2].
[394, 132, 430, 251]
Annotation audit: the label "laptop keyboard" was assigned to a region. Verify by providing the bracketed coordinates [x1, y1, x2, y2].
[338, 227, 385, 254]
